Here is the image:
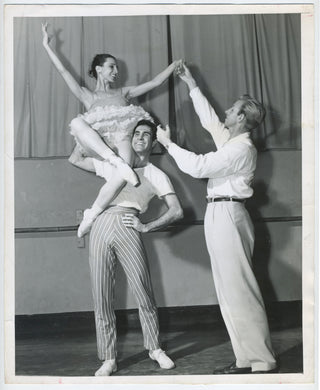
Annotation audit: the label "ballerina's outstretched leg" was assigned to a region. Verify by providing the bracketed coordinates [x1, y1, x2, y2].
[70, 117, 139, 186]
[77, 138, 137, 237]
[77, 176, 126, 237]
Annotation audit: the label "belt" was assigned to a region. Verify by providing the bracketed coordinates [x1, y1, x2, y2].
[207, 197, 246, 203]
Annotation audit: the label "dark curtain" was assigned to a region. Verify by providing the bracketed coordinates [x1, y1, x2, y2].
[14, 14, 300, 158]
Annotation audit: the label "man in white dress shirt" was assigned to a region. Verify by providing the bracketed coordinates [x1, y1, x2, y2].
[157, 64, 278, 374]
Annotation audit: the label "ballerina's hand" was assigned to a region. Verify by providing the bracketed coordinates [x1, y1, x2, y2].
[41, 22, 51, 46]
[174, 59, 185, 75]
[156, 124, 172, 148]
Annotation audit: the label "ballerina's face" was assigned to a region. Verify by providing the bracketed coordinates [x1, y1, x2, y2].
[98, 57, 119, 83]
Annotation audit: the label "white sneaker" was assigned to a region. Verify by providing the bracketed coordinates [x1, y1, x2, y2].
[94, 359, 117, 376]
[77, 209, 96, 238]
[149, 349, 175, 369]
[108, 155, 139, 187]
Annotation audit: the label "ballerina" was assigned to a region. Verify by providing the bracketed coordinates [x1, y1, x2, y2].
[42, 22, 182, 237]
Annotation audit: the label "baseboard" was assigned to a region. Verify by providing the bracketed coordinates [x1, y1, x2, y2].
[15, 300, 302, 338]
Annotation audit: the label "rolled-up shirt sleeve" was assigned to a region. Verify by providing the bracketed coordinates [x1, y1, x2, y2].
[168, 142, 245, 179]
[190, 87, 230, 149]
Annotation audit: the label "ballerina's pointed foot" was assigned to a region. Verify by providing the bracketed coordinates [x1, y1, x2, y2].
[77, 209, 96, 238]
[120, 164, 140, 187]
[108, 155, 140, 187]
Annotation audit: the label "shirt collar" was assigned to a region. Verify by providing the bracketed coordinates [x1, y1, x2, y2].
[226, 131, 252, 146]
[135, 161, 151, 170]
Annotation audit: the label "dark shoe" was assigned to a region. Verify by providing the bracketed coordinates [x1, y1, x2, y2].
[252, 366, 279, 374]
[213, 362, 251, 375]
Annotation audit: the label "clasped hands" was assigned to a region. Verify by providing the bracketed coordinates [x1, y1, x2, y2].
[175, 61, 195, 85]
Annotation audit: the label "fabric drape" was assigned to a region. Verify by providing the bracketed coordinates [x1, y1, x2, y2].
[14, 14, 300, 158]
[254, 14, 301, 149]
[169, 14, 301, 153]
[14, 18, 83, 157]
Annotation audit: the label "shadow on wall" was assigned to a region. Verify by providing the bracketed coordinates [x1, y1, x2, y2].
[52, 27, 86, 87]
[246, 148, 276, 302]
[175, 99, 216, 154]
[173, 63, 222, 153]
[248, 179, 278, 302]
[247, 152, 300, 304]
[252, 102, 301, 151]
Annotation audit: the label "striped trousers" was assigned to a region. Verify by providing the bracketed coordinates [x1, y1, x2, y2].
[89, 206, 160, 360]
[204, 202, 277, 372]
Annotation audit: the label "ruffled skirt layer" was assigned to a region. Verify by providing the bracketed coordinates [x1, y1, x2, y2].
[71, 104, 153, 146]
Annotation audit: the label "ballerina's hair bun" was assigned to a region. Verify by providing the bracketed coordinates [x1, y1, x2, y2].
[88, 54, 117, 79]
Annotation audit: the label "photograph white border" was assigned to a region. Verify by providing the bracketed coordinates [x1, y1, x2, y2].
[1, 1, 318, 389]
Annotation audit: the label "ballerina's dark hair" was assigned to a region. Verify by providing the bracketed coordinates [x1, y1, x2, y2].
[88, 54, 117, 79]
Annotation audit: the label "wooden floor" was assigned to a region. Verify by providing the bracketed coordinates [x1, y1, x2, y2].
[15, 302, 303, 377]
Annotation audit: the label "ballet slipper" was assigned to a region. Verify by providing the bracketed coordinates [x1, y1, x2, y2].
[108, 154, 139, 187]
[77, 209, 96, 238]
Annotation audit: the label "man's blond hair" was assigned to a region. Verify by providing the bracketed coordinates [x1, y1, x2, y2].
[238, 94, 266, 131]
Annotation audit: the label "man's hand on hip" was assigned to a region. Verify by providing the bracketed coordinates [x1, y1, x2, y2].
[122, 214, 147, 233]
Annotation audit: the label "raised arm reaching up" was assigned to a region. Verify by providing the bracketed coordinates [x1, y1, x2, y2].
[41, 22, 91, 107]
[177, 63, 229, 149]
[124, 59, 183, 99]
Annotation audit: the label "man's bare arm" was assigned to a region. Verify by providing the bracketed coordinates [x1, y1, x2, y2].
[121, 193, 183, 233]
[68, 145, 96, 172]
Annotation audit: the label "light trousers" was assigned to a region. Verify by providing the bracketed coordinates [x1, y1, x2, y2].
[89, 206, 160, 360]
[204, 202, 277, 371]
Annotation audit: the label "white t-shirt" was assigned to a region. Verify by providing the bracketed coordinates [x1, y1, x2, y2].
[93, 160, 175, 213]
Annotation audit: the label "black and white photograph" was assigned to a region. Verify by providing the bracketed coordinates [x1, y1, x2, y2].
[1, 2, 318, 388]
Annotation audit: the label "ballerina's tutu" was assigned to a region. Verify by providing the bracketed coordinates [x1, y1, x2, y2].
[72, 104, 153, 145]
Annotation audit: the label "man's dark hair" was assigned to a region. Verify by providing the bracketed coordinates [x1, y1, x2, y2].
[133, 120, 157, 141]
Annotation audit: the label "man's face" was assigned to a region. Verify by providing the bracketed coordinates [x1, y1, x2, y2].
[224, 100, 244, 130]
[131, 125, 154, 154]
